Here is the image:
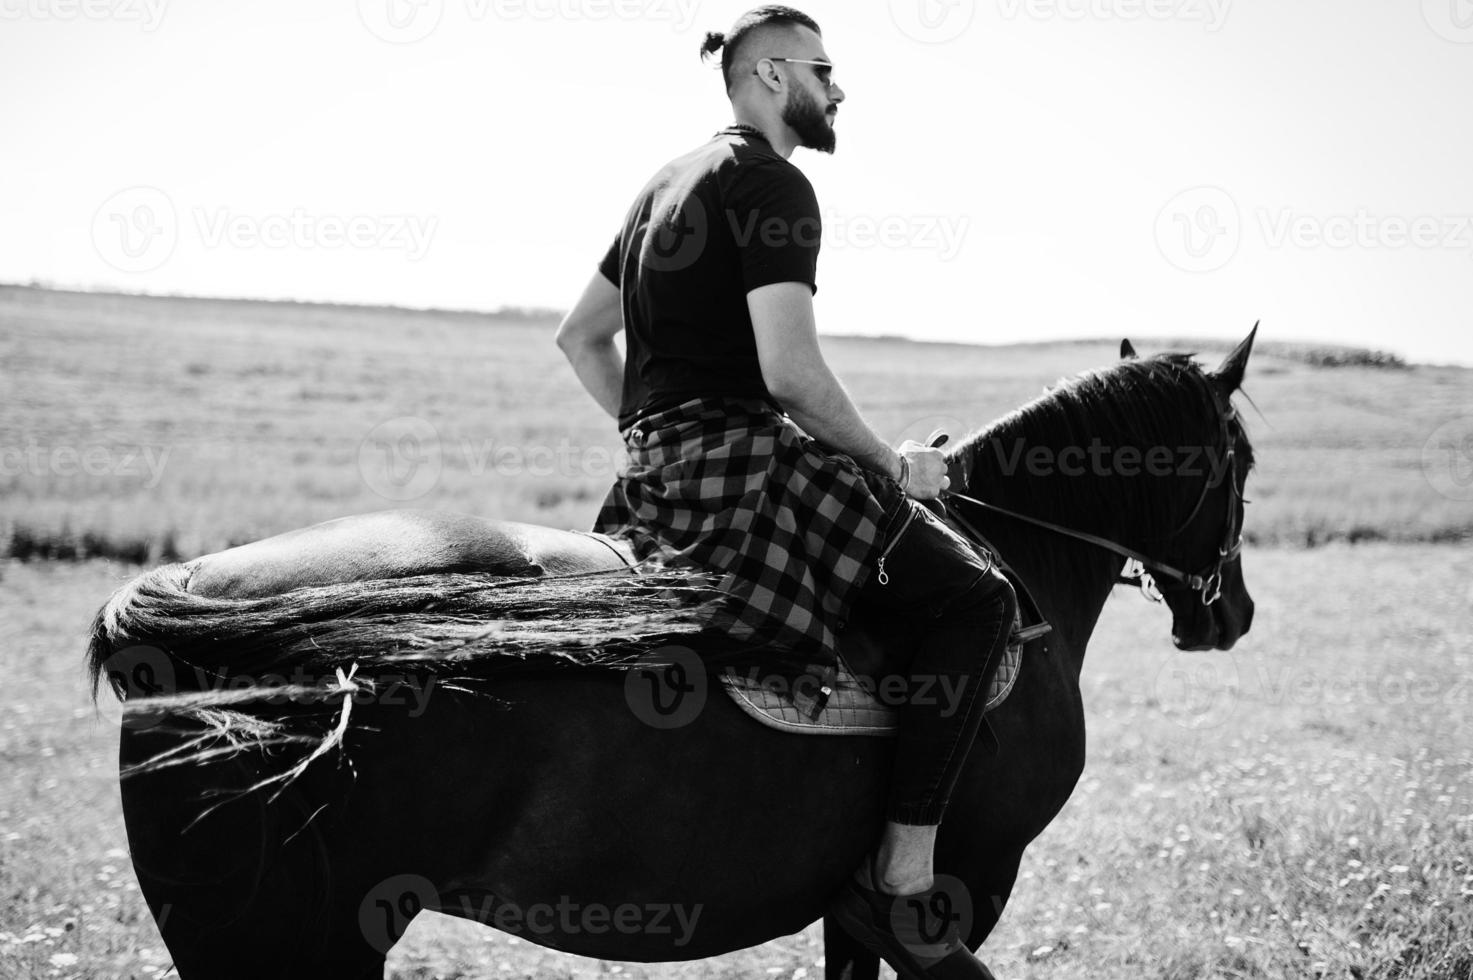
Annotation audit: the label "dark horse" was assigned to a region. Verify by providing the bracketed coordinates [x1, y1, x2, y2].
[87, 334, 1258, 979]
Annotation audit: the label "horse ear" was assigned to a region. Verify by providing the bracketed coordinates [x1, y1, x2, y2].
[1214, 322, 1259, 392]
[1120, 338, 1137, 359]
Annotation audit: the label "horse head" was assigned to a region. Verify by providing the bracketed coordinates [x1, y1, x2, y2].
[1129, 326, 1257, 651]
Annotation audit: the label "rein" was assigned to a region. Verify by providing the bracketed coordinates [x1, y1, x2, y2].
[937, 378, 1244, 608]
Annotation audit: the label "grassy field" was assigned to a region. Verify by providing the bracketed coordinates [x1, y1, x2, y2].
[2, 285, 1471, 978]
[3, 549, 1468, 979]
[3, 284, 1471, 558]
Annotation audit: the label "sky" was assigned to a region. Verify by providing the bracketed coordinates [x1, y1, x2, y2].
[2, 0, 1471, 364]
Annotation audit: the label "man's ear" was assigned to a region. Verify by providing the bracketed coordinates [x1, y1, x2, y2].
[1214, 322, 1259, 393]
[752, 58, 782, 92]
[1120, 338, 1137, 359]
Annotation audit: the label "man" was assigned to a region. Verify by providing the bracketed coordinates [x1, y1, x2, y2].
[556, 8, 1017, 977]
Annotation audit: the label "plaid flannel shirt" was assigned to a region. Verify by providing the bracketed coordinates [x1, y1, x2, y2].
[592, 396, 898, 661]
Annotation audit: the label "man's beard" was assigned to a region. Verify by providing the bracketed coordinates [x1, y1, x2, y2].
[782, 85, 836, 154]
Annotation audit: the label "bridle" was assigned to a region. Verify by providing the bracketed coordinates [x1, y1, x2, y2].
[938, 379, 1245, 608]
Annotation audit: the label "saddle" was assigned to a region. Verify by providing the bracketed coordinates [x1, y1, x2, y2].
[578, 527, 1053, 738]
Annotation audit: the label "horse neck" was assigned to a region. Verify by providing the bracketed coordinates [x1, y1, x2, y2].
[949, 413, 1161, 675]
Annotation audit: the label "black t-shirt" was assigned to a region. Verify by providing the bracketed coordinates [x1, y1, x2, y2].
[599, 126, 821, 429]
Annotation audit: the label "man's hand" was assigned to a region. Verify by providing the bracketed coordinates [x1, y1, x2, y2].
[897, 431, 951, 500]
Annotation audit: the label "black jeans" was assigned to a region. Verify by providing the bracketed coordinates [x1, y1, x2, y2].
[858, 493, 1018, 826]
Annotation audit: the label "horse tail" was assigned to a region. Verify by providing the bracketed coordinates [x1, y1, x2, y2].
[86, 562, 722, 705]
[88, 562, 196, 701]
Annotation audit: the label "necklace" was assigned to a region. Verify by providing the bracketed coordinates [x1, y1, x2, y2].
[723, 123, 770, 144]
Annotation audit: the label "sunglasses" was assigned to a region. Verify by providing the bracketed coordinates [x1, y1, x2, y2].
[757, 57, 837, 91]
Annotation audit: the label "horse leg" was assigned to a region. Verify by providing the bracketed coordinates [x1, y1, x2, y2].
[824, 913, 881, 980]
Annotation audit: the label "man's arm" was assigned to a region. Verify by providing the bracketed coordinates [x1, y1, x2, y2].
[555, 271, 623, 420]
[748, 282, 949, 499]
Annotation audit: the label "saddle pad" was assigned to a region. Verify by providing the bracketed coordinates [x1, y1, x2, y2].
[719, 602, 1032, 737]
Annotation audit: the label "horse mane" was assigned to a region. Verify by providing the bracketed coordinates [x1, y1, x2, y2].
[950, 352, 1253, 542]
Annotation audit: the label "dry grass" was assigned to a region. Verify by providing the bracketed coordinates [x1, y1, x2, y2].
[2, 545, 1469, 979]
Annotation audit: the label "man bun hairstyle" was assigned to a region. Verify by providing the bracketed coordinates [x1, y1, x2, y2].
[699, 5, 821, 93]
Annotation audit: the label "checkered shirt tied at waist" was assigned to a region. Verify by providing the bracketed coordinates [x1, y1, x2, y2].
[592, 396, 897, 661]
